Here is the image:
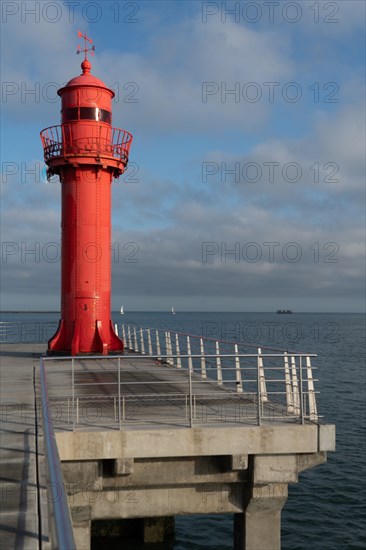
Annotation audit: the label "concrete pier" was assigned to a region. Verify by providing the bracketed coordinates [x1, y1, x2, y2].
[57, 427, 331, 549]
[0, 343, 336, 549]
[0, 344, 46, 549]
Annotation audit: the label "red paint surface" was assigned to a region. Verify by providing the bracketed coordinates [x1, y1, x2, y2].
[40, 60, 133, 355]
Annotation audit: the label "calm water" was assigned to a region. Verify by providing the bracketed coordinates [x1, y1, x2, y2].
[1, 311, 365, 549]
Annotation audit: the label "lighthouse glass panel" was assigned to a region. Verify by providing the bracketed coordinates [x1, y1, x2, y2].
[62, 107, 111, 124]
[62, 107, 78, 121]
[80, 107, 111, 123]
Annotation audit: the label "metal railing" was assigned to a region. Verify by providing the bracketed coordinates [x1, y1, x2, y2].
[39, 357, 76, 549]
[43, 347, 319, 431]
[40, 123, 133, 164]
[118, 323, 318, 421]
[2, 320, 320, 427]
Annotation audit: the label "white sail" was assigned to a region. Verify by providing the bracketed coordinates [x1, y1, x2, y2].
[120, 305, 124, 315]
[171, 306, 175, 315]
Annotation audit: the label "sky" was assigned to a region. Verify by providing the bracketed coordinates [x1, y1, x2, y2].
[0, 0, 365, 312]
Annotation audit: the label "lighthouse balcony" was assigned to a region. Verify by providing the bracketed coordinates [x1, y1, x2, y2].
[40, 123, 133, 166]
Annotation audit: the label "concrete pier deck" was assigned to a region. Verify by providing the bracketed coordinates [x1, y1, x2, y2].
[44, 356, 289, 432]
[43, 353, 315, 432]
[0, 344, 45, 549]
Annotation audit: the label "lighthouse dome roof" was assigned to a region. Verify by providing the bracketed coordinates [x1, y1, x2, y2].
[58, 60, 114, 97]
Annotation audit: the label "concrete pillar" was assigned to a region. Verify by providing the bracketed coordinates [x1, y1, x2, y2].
[71, 506, 91, 550]
[90, 517, 175, 545]
[234, 483, 288, 550]
[144, 517, 175, 543]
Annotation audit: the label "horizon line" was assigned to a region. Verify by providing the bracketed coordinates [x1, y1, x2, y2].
[0, 310, 363, 314]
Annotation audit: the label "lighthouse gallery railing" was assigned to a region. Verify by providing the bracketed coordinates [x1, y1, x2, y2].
[40, 123, 133, 164]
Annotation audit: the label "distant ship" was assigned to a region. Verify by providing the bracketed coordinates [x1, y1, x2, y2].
[276, 309, 293, 314]
[171, 306, 176, 315]
[120, 305, 124, 315]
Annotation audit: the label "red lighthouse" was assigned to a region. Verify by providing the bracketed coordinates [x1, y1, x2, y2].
[40, 34, 133, 355]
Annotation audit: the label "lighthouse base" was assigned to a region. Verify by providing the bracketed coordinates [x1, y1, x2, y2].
[48, 319, 124, 356]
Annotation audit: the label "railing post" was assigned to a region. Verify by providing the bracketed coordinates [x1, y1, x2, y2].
[156, 330, 161, 361]
[164, 332, 168, 363]
[200, 338, 207, 380]
[284, 352, 294, 414]
[147, 329, 153, 356]
[61, 124, 66, 155]
[187, 336, 193, 374]
[133, 326, 139, 352]
[189, 366, 193, 427]
[118, 357, 121, 430]
[234, 344, 243, 393]
[306, 356, 318, 421]
[299, 356, 304, 424]
[140, 328, 145, 355]
[175, 334, 182, 369]
[122, 324, 127, 345]
[216, 341, 223, 385]
[257, 349, 262, 426]
[114, 323, 119, 336]
[258, 347, 268, 402]
[128, 325, 133, 351]
[291, 356, 300, 416]
[167, 332, 174, 366]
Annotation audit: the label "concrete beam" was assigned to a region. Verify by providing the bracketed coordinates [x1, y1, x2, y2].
[101, 457, 246, 488]
[61, 461, 101, 487]
[253, 455, 298, 484]
[319, 424, 336, 451]
[253, 452, 328, 485]
[114, 458, 134, 476]
[56, 424, 334, 461]
[68, 485, 244, 518]
[298, 451, 327, 473]
[231, 455, 249, 470]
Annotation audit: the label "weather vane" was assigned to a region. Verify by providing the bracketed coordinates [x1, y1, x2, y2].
[77, 31, 95, 60]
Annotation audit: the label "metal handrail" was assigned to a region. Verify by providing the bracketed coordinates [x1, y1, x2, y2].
[43, 350, 319, 428]
[120, 324, 320, 423]
[40, 123, 133, 164]
[126, 325, 311, 354]
[39, 357, 76, 549]
[44, 353, 317, 360]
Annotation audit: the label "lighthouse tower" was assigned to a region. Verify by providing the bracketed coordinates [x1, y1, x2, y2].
[40, 34, 133, 355]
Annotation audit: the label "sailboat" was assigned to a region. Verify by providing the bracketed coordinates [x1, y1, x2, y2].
[171, 306, 176, 315]
[120, 305, 124, 315]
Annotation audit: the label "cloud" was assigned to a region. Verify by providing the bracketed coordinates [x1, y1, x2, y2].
[2, 11, 294, 134]
[1, 3, 365, 311]
[98, 17, 294, 135]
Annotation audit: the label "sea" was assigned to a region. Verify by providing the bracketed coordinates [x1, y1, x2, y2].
[0, 311, 365, 549]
